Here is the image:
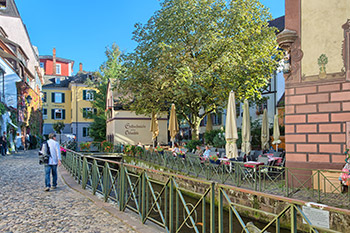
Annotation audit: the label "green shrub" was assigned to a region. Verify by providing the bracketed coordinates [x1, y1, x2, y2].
[185, 140, 202, 152]
[213, 133, 225, 148]
[204, 129, 222, 145]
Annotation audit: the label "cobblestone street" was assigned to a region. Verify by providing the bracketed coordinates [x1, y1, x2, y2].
[0, 150, 141, 233]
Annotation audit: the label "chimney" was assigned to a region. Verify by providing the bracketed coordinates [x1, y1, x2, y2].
[52, 48, 56, 75]
[79, 63, 83, 72]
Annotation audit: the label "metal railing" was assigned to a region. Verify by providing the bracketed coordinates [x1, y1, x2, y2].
[128, 150, 350, 209]
[62, 149, 340, 233]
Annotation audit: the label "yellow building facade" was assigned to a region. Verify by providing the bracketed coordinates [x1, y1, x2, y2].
[42, 73, 97, 142]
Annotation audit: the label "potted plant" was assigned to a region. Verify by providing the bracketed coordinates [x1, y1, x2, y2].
[209, 154, 220, 164]
[135, 146, 144, 156]
[101, 140, 113, 153]
[80, 142, 91, 151]
[155, 145, 164, 155]
[60, 146, 67, 156]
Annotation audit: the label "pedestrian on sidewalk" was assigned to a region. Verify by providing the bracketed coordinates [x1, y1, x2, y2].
[44, 133, 61, 191]
[0, 132, 7, 156]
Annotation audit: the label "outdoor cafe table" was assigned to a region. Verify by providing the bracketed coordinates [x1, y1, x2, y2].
[260, 153, 283, 166]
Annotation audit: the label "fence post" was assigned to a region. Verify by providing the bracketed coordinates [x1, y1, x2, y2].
[141, 172, 146, 222]
[291, 204, 297, 233]
[210, 182, 215, 233]
[285, 168, 289, 197]
[169, 177, 174, 233]
[218, 187, 223, 233]
[317, 170, 321, 202]
[119, 162, 125, 211]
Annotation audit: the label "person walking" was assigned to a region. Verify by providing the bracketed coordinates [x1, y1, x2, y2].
[0, 132, 7, 156]
[44, 133, 61, 192]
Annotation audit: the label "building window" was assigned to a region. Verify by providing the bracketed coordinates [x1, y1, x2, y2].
[40, 62, 44, 68]
[83, 108, 97, 119]
[42, 92, 47, 102]
[257, 100, 268, 114]
[0, 0, 6, 9]
[51, 92, 65, 103]
[83, 127, 90, 137]
[55, 77, 60, 84]
[213, 112, 222, 126]
[83, 90, 96, 101]
[51, 108, 66, 120]
[56, 64, 61, 74]
[43, 109, 47, 120]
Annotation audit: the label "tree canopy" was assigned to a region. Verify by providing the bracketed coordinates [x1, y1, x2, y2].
[87, 44, 124, 142]
[116, 0, 282, 139]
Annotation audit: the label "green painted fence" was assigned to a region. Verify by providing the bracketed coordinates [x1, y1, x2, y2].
[62, 149, 340, 233]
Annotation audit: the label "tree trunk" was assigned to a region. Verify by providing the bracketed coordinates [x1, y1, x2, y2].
[191, 119, 201, 140]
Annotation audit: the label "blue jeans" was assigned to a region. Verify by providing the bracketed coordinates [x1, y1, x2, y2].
[45, 165, 58, 188]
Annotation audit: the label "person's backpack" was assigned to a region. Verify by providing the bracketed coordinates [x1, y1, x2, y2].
[39, 141, 51, 165]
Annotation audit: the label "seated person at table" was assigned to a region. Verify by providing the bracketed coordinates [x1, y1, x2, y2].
[195, 145, 203, 157]
[172, 143, 180, 156]
[202, 145, 211, 158]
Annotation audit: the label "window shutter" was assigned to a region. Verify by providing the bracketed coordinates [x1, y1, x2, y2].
[62, 93, 65, 103]
[83, 108, 86, 118]
[63, 109, 66, 119]
[83, 90, 86, 100]
[52, 93, 55, 103]
[83, 128, 86, 137]
[51, 109, 55, 119]
[94, 108, 97, 114]
[93, 90, 96, 100]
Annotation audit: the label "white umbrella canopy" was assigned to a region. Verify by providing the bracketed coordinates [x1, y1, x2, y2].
[150, 112, 159, 146]
[241, 99, 251, 155]
[272, 114, 281, 150]
[168, 104, 179, 147]
[225, 91, 238, 159]
[261, 109, 269, 150]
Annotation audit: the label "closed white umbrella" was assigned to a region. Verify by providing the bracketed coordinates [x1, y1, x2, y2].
[168, 104, 179, 148]
[150, 112, 159, 147]
[241, 99, 251, 156]
[225, 91, 238, 159]
[261, 109, 269, 150]
[272, 114, 281, 151]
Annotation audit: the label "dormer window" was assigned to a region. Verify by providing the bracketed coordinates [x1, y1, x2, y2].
[55, 77, 60, 84]
[0, 0, 7, 9]
[56, 64, 61, 75]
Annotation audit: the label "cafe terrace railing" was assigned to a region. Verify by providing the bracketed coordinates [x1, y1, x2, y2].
[124, 149, 350, 209]
[62, 149, 340, 233]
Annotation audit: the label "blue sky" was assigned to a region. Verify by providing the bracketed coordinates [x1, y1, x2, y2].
[16, 0, 284, 73]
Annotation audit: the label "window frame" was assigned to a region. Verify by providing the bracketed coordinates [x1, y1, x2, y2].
[56, 64, 61, 75]
[54, 109, 63, 120]
[43, 108, 47, 120]
[82, 107, 96, 119]
[83, 89, 95, 101]
[82, 127, 90, 137]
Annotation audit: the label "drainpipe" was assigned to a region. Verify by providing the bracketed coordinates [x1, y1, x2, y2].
[76, 84, 78, 143]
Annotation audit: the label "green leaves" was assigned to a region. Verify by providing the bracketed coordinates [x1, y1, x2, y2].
[115, 0, 282, 139]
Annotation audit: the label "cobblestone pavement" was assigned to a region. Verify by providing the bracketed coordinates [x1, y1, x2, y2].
[0, 150, 136, 233]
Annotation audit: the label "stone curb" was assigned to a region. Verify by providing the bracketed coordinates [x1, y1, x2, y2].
[58, 166, 164, 233]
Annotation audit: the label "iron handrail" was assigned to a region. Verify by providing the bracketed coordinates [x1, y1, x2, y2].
[61, 149, 341, 233]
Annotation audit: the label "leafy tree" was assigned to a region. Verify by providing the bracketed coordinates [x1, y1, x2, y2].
[53, 121, 65, 134]
[118, 0, 281, 139]
[86, 44, 124, 142]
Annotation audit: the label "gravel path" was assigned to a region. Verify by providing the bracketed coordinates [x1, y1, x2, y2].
[0, 150, 136, 233]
